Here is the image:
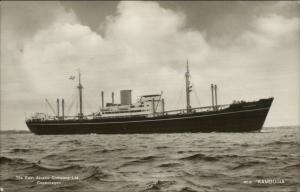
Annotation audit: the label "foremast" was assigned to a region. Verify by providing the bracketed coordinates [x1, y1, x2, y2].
[185, 60, 192, 113]
[77, 70, 84, 119]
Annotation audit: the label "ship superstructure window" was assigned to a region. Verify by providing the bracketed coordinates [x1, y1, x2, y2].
[99, 92, 164, 117]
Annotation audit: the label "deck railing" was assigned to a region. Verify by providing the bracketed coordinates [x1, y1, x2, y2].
[26, 104, 230, 122]
[155, 104, 229, 116]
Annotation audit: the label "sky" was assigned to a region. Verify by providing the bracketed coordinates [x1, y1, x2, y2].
[1, 1, 299, 130]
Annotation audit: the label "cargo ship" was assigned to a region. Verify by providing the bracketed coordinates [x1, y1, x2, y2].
[26, 62, 273, 134]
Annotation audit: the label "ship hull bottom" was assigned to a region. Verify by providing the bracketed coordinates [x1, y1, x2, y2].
[26, 102, 272, 135]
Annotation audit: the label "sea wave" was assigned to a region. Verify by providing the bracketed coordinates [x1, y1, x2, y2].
[265, 141, 300, 146]
[144, 180, 176, 191]
[157, 162, 182, 168]
[58, 140, 82, 145]
[281, 163, 300, 169]
[231, 160, 267, 170]
[178, 187, 198, 192]
[29, 164, 82, 172]
[180, 153, 219, 162]
[94, 148, 125, 153]
[81, 167, 110, 181]
[42, 154, 69, 160]
[119, 155, 159, 168]
[9, 148, 31, 153]
[1, 126, 299, 192]
[0, 156, 28, 165]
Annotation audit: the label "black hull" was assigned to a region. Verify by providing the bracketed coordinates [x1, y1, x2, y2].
[26, 98, 273, 135]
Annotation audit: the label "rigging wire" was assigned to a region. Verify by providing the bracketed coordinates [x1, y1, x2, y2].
[174, 74, 201, 109]
[69, 87, 78, 116]
[190, 76, 201, 107]
[155, 91, 163, 112]
[75, 88, 79, 116]
[44, 100, 48, 115]
[83, 90, 95, 115]
[175, 77, 185, 109]
[176, 89, 183, 109]
[45, 99, 57, 116]
[193, 87, 201, 107]
[66, 87, 76, 116]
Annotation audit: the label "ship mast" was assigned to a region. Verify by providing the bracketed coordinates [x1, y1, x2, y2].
[185, 60, 192, 113]
[77, 69, 83, 118]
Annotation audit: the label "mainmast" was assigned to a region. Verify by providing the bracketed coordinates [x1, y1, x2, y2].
[185, 60, 192, 113]
[77, 70, 83, 118]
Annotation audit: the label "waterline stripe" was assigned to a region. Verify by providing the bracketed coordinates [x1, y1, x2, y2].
[32, 107, 269, 126]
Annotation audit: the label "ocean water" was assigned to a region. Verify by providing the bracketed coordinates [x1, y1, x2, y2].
[0, 126, 299, 192]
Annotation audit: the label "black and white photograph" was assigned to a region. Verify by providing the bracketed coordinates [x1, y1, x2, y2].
[0, 1, 299, 191]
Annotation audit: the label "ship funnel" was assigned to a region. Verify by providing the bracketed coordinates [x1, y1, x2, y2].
[120, 90, 132, 105]
[62, 98, 65, 120]
[112, 92, 114, 104]
[101, 91, 104, 108]
[57, 98, 60, 118]
[211, 84, 215, 108]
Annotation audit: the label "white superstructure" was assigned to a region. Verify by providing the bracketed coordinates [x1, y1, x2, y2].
[100, 94, 164, 117]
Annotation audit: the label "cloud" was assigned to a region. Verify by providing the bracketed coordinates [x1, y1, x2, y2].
[239, 14, 299, 48]
[1, 2, 79, 96]
[20, 1, 210, 112]
[208, 14, 299, 126]
[106, 1, 186, 41]
[1, 2, 83, 129]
